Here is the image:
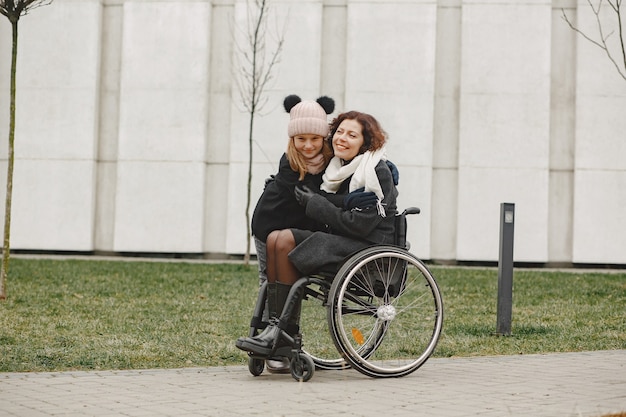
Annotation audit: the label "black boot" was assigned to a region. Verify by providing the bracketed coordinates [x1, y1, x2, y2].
[278, 282, 302, 337]
[266, 284, 301, 374]
[236, 283, 297, 356]
[236, 282, 286, 355]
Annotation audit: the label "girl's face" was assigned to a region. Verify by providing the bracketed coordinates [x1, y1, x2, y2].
[293, 134, 325, 159]
[332, 119, 364, 162]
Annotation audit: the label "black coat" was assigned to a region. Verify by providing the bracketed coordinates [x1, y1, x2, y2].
[288, 160, 398, 276]
[251, 154, 325, 242]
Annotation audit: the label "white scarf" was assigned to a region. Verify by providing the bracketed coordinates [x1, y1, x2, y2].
[322, 147, 387, 216]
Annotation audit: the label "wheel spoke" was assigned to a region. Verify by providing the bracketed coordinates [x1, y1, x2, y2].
[328, 246, 444, 378]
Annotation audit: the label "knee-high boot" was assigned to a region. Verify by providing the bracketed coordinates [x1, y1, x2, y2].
[277, 282, 302, 337]
[235, 282, 300, 356]
[235, 282, 285, 354]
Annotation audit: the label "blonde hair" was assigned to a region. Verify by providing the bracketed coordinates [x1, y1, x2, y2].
[286, 137, 333, 180]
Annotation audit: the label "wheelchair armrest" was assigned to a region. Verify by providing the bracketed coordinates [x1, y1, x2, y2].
[395, 207, 420, 248]
[403, 207, 420, 216]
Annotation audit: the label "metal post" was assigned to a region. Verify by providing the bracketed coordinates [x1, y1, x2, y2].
[496, 202, 515, 336]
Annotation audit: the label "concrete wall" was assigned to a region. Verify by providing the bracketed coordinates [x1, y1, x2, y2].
[0, 0, 624, 264]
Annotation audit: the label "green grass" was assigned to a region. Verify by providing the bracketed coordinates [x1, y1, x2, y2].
[436, 267, 626, 357]
[0, 258, 624, 372]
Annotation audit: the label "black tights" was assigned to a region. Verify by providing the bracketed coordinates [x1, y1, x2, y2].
[266, 230, 300, 285]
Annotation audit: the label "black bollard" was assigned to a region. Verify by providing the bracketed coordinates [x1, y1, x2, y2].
[496, 202, 515, 336]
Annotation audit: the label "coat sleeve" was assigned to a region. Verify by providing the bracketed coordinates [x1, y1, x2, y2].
[274, 154, 303, 195]
[304, 162, 397, 239]
[318, 189, 345, 208]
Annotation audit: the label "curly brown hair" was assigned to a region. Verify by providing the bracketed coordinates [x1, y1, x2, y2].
[328, 111, 387, 154]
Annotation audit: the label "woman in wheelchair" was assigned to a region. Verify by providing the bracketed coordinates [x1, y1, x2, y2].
[236, 110, 399, 358]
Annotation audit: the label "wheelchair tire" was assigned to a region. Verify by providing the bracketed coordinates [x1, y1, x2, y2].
[327, 245, 443, 378]
[248, 357, 265, 376]
[290, 353, 315, 382]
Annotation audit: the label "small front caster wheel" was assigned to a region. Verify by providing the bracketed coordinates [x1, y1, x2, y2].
[290, 354, 315, 382]
[248, 357, 265, 376]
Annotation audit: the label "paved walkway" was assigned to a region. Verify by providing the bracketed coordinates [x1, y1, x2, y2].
[1, 350, 625, 417]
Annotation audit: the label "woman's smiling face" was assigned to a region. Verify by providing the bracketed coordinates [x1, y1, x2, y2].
[332, 119, 364, 162]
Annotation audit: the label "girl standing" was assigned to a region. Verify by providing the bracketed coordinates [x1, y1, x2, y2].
[251, 94, 335, 287]
[248, 94, 334, 372]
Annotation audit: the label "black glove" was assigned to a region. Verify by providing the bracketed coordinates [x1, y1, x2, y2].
[294, 185, 316, 207]
[343, 187, 378, 210]
[386, 160, 399, 185]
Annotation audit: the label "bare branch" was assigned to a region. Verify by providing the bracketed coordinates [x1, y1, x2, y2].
[611, 0, 626, 72]
[561, 0, 626, 81]
[562, 9, 605, 49]
[0, 0, 52, 22]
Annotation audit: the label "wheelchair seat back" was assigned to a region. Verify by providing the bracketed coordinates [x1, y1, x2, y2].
[394, 206, 420, 250]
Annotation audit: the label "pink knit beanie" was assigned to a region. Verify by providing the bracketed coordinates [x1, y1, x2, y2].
[284, 95, 335, 138]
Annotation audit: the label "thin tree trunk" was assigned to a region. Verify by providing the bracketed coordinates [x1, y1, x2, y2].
[0, 19, 18, 300]
[243, 0, 265, 265]
[244, 111, 255, 264]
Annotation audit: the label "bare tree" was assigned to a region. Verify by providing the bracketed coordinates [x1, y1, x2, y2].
[0, 0, 53, 300]
[233, 0, 285, 264]
[562, 0, 626, 81]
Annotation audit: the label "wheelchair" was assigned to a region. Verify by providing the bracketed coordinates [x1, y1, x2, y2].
[243, 207, 444, 382]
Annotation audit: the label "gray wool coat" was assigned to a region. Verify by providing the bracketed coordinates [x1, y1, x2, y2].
[288, 160, 398, 276]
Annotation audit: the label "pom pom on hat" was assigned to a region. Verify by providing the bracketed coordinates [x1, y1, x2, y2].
[284, 94, 335, 138]
[284, 95, 302, 112]
[316, 96, 335, 114]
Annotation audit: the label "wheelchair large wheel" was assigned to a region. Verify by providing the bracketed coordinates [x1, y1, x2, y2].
[300, 280, 349, 370]
[328, 246, 443, 378]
